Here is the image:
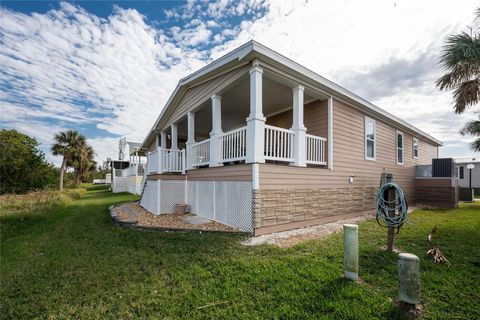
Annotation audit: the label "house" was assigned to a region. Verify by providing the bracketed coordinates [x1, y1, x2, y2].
[111, 141, 147, 194]
[454, 157, 480, 189]
[138, 41, 442, 235]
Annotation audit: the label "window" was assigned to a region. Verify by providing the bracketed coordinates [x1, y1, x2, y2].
[365, 117, 376, 160]
[459, 166, 464, 179]
[412, 138, 419, 159]
[396, 131, 404, 165]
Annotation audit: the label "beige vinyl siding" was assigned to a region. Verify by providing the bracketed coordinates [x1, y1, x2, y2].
[148, 164, 253, 181]
[161, 64, 250, 129]
[186, 164, 252, 181]
[260, 99, 437, 204]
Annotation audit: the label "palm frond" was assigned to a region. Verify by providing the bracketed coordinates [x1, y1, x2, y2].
[452, 78, 480, 113]
[460, 117, 480, 152]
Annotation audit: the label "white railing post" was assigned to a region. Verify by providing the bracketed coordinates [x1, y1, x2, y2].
[182, 149, 186, 174]
[160, 131, 167, 149]
[209, 94, 223, 167]
[155, 135, 160, 151]
[290, 85, 306, 167]
[246, 61, 266, 164]
[186, 112, 195, 170]
[171, 124, 178, 150]
[158, 148, 162, 173]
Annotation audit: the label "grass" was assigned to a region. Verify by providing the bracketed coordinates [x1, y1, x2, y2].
[1, 185, 479, 319]
[0, 188, 86, 216]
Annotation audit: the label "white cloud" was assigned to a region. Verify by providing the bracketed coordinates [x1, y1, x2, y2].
[1, 0, 479, 168]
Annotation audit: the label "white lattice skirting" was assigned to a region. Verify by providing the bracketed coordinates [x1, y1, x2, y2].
[140, 179, 253, 232]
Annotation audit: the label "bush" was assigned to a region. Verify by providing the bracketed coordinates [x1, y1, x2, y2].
[0, 129, 58, 194]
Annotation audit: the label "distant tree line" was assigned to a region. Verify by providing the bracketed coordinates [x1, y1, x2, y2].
[0, 129, 106, 194]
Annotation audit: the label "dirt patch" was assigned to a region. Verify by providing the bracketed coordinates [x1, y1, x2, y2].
[243, 214, 373, 247]
[111, 202, 241, 233]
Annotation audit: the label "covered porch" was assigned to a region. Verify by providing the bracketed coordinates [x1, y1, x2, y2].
[146, 60, 333, 175]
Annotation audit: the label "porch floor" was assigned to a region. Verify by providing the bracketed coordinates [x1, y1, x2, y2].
[111, 202, 243, 233]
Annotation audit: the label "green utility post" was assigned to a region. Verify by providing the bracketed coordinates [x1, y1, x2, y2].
[343, 224, 359, 281]
[398, 253, 421, 305]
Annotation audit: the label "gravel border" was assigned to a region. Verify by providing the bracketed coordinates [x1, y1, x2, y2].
[109, 202, 247, 235]
[242, 213, 374, 247]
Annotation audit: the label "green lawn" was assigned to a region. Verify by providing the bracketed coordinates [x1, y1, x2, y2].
[1, 185, 479, 319]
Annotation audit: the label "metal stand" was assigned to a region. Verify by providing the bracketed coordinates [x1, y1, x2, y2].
[380, 172, 395, 252]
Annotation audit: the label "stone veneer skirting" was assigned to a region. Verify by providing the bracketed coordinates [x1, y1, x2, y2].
[254, 187, 377, 228]
[253, 187, 409, 233]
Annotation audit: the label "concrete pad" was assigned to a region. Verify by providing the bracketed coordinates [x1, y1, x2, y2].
[183, 215, 211, 225]
[122, 206, 138, 220]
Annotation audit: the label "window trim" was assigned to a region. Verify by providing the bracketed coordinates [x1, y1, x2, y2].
[412, 137, 419, 159]
[364, 116, 376, 161]
[396, 130, 404, 165]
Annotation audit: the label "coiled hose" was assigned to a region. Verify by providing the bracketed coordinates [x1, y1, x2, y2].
[375, 182, 409, 232]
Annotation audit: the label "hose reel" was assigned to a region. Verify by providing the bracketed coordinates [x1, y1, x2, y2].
[375, 182, 409, 233]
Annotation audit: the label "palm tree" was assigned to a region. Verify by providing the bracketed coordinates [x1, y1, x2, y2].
[460, 116, 480, 151]
[51, 130, 86, 190]
[70, 145, 96, 187]
[436, 8, 480, 114]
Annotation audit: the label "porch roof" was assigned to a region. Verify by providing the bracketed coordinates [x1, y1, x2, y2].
[141, 40, 442, 149]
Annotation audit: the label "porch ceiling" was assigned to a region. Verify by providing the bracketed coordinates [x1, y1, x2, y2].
[176, 71, 323, 139]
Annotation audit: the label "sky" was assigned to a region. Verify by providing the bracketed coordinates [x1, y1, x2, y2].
[0, 0, 479, 166]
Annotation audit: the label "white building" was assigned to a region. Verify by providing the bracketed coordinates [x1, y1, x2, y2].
[454, 157, 480, 188]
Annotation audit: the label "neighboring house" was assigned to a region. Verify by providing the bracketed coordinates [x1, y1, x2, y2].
[111, 141, 147, 194]
[454, 157, 480, 188]
[139, 41, 442, 235]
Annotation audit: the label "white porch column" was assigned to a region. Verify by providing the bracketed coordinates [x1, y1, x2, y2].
[155, 135, 159, 150]
[160, 131, 167, 149]
[328, 96, 333, 170]
[290, 85, 306, 167]
[171, 124, 178, 150]
[186, 112, 196, 170]
[246, 62, 265, 164]
[209, 95, 223, 167]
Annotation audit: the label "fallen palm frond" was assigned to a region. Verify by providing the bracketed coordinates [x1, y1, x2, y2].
[427, 225, 450, 265]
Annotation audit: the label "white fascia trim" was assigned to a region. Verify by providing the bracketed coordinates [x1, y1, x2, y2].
[142, 40, 442, 150]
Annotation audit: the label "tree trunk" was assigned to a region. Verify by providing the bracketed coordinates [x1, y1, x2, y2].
[74, 169, 82, 188]
[59, 157, 66, 191]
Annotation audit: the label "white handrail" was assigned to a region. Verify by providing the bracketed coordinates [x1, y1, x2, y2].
[306, 134, 327, 165]
[146, 148, 185, 174]
[221, 126, 247, 162]
[147, 149, 159, 174]
[160, 148, 184, 173]
[192, 139, 210, 167]
[264, 125, 295, 162]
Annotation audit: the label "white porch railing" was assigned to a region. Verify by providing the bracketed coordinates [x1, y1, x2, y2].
[146, 148, 185, 174]
[160, 148, 185, 173]
[125, 164, 145, 176]
[147, 149, 159, 174]
[306, 134, 327, 165]
[221, 126, 247, 162]
[185, 124, 326, 169]
[192, 139, 210, 167]
[264, 125, 294, 162]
